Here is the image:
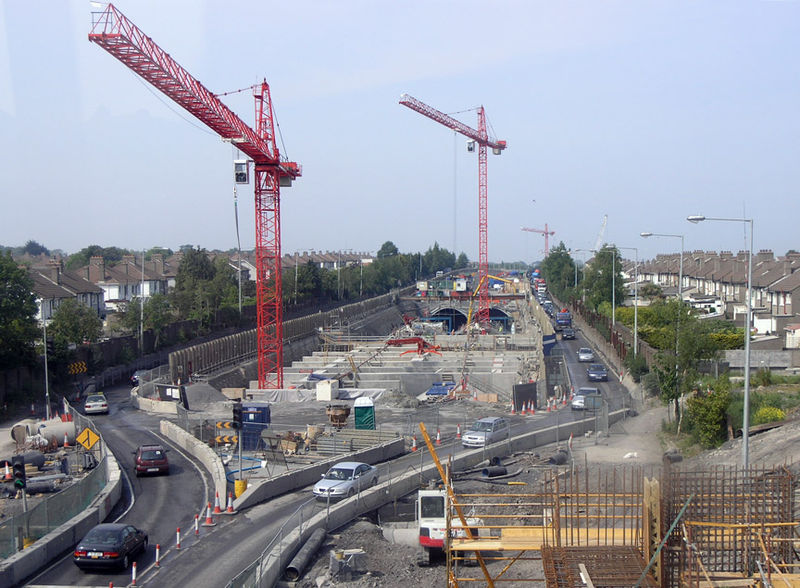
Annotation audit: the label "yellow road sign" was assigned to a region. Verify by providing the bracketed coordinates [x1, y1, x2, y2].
[76, 427, 100, 450]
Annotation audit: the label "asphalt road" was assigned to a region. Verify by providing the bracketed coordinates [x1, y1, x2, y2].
[25, 383, 212, 587]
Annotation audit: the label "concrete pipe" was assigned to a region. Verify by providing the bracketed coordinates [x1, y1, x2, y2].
[37, 419, 76, 445]
[285, 527, 327, 581]
[481, 466, 508, 478]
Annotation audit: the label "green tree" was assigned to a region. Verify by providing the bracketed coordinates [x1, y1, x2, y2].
[22, 240, 49, 256]
[541, 242, 575, 300]
[639, 282, 664, 301]
[49, 299, 103, 345]
[456, 253, 469, 269]
[65, 245, 129, 271]
[377, 241, 399, 259]
[0, 253, 39, 369]
[581, 245, 624, 312]
[172, 248, 216, 321]
[118, 294, 174, 348]
[686, 388, 731, 447]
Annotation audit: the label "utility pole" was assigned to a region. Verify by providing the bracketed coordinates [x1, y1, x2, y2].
[42, 321, 51, 420]
[140, 251, 145, 357]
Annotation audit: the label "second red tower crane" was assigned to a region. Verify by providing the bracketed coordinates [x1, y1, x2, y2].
[399, 94, 506, 326]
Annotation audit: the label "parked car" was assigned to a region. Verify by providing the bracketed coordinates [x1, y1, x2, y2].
[586, 363, 608, 382]
[313, 461, 379, 500]
[73, 523, 148, 571]
[83, 394, 109, 415]
[571, 387, 600, 411]
[577, 347, 595, 362]
[561, 327, 576, 340]
[133, 444, 169, 476]
[462, 417, 511, 448]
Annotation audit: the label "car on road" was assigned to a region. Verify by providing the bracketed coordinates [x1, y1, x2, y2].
[133, 444, 170, 476]
[462, 416, 511, 448]
[561, 327, 576, 340]
[571, 387, 601, 411]
[577, 347, 595, 362]
[83, 393, 109, 415]
[313, 461, 379, 500]
[73, 523, 148, 571]
[586, 363, 608, 382]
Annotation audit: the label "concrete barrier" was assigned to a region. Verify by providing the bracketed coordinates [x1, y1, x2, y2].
[131, 391, 179, 415]
[234, 437, 406, 511]
[160, 419, 227, 500]
[0, 456, 122, 586]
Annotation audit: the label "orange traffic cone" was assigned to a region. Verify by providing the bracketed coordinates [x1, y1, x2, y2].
[63, 432, 69, 448]
[3, 464, 11, 481]
[529, 401, 535, 415]
[456, 424, 461, 439]
[213, 491, 222, 514]
[225, 491, 237, 514]
[520, 402, 527, 415]
[435, 429, 441, 445]
[510, 402, 516, 415]
[411, 435, 418, 452]
[547, 399, 552, 412]
[202, 503, 217, 527]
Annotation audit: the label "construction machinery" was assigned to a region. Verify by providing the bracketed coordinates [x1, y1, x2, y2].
[521, 224, 555, 256]
[89, 4, 300, 389]
[399, 94, 507, 327]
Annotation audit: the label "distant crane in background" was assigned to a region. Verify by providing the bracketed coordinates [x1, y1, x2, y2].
[399, 94, 506, 325]
[521, 224, 555, 256]
[594, 214, 608, 252]
[89, 4, 301, 389]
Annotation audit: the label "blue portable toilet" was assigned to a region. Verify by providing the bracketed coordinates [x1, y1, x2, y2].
[241, 401, 271, 450]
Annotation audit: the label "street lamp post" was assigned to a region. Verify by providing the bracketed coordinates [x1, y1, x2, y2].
[687, 214, 753, 471]
[617, 246, 638, 358]
[640, 232, 684, 302]
[641, 231, 685, 412]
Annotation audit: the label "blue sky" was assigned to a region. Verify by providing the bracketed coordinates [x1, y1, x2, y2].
[1, 1, 798, 264]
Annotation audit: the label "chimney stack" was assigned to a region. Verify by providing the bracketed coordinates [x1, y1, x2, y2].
[89, 256, 105, 283]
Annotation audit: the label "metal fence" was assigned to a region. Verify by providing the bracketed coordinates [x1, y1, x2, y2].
[0, 406, 109, 558]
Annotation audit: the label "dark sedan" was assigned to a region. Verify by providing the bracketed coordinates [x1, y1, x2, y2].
[587, 363, 608, 382]
[73, 523, 148, 571]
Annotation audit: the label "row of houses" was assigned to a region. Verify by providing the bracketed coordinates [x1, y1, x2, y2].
[623, 249, 800, 348]
[27, 250, 375, 325]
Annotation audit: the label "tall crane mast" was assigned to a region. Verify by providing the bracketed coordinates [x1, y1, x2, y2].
[521, 224, 555, 256]
[399, 94, 506, 325]
[89, 4, 300, 389]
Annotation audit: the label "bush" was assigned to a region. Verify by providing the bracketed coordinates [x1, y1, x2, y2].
[752, 368, 774, 388]
[752, 405, 785, 426]
[642, 372, 661, 397]
[687, 388, 732, 448]
[624, 353, 649, 383]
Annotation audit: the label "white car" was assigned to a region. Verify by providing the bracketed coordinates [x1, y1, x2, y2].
[462, 417, 511, 448]
[571, 387, 600, 411]
[577, 347, 595, 362]
[313, 461, 378, 500]
[84, 394, 109, 415]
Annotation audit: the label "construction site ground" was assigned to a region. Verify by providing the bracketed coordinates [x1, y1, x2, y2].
[292, 390, 800, 588]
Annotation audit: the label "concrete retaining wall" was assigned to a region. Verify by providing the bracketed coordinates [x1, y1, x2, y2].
[160, 420, 227, 500]
[131, 390, 179, 414]
[234, 437, 406, 511]
[0, 456, 122, 587]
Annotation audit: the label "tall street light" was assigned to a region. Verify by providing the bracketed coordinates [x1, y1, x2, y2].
[616, 246, 638, 358]
[640, 232, 684, 302]
[687, 214, 753, 471]
[641, 231, 685, 413]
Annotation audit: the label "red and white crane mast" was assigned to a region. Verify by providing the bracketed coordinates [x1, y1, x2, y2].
[521, 224, 556, 256]
[399, 94, 506, 325]
[89, 4, 300, 389]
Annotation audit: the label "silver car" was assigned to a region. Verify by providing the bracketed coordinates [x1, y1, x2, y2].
[313, 461, 378, 500]
[577, 347, 595, 362]
[462, 417, 510, 448]
[84, 394, 109, 415]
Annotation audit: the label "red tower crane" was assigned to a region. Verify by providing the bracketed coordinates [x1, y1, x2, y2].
[399, 94, 506, 325]
[521, 224, 555, 256]
[89, 4, 300, 389]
